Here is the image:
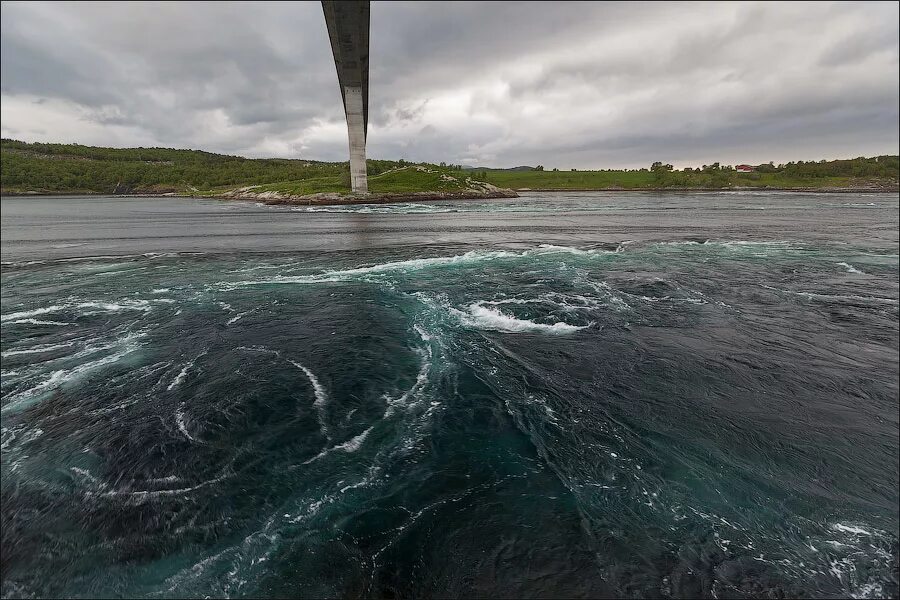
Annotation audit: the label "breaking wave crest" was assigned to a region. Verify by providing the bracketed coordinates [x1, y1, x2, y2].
[455, 302, 588, 334]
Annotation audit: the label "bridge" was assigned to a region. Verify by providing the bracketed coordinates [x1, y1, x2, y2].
[322, 0, 370, 193]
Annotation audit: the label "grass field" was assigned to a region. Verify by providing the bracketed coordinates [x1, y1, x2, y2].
[478, 170, 877, 190]
[248, 167, 470, 196]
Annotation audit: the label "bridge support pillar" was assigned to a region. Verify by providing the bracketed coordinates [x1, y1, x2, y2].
[343, 85, 368, 193]
[322, 0, 370, 194]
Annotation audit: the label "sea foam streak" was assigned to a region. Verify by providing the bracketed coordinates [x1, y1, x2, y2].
[1, 300, 153, 323]
[302, 426, 374, 464]
[1, 305, 67, 322]
[384, 338, 432, 417]
[288, 360, 330, 439]
[168, 366, 191, 391]
[167, 351, 206, 391]
[1, 342, 76, 358]
[1, 341, 142, 414]
[836, 262, 865, 274]
[175, 404, 197, 442]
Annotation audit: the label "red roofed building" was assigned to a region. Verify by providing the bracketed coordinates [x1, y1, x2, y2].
[735, 164, 756, 172]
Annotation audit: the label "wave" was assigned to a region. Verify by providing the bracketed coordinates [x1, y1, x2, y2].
[333, 426, 373, 452]
[103, 474, 226, 503]
[652, 239, 796, 250]
[455, 302, 588, 334]
[227, 246, 613, 288]
[1, 342, 77, 358]
[0, 251, 207, 268]
[1, 300, 154, 323]
[831, 523, 881, 537]
[761, 285, 898, 305]
[175, 404, 197, 442]
[168, 364, 191, 391]
[384, 342, 432, 417]
[3, 319, 72, 326]
[1, 341, 142, 414]
[226, 310, 254, 325]
[303, 426, 374, 465]
[167, 350, 207, 391]
[231, 350, 331, 436]
[232, 250, 518, 286]
[1, 305, 68, 322]
[533, 243, 601, 255]
[287, 361, 328, 407]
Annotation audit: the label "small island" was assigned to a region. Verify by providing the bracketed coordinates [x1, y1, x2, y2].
[1, 139, 897, 205]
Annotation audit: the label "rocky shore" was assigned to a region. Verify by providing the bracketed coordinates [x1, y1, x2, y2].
[213, 178, 519, 206]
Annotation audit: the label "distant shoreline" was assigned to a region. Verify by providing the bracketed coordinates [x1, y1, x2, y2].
[515, 186, 899, 194]
[2, 185, 897, 202]
[4, 140, 897, 203]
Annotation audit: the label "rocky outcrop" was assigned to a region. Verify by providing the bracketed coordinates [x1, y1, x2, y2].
[217, 186, 518, 206]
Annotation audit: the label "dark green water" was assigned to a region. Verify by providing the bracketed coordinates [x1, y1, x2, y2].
[1, 192, 898, 598]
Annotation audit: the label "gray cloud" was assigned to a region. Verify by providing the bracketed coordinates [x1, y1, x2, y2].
[1, 1, 897, 168]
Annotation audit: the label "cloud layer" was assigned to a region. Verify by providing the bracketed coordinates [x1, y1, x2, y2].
[2, 1, 898, 168]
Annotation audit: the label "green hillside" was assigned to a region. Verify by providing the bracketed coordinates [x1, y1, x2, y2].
[1, 139, 897, 196]
[476, 157, 899, 190]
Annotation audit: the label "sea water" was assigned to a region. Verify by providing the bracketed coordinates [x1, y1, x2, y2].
[1, 191, 898, 598]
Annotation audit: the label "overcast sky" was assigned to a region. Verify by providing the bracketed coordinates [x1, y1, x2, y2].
[1, 1, 898, 169]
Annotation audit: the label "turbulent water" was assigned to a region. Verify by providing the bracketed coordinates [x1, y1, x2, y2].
[1, 191, 898, 599]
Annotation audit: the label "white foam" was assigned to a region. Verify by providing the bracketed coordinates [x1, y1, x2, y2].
[303, 426, 374, 464]
[76, 300, 153, 313]
[5, 319, 72, 326]
[288, 360, 330, 438]
[288, 361, 327, 407]
[227, 246, 610, 288]
[761, 285, 898, 305]
[1, 305, 67, 322]
[533, 244, 602, 256]
[167, 351, 205, 391]
[297, 203, 454, 214]
[104, 475, 225, 502]
[2, 254, 150, 267]
[303, 250, 515, 280]
[69, 466, 105, 488]
[481, 297, 542, 306]
[836, 262, 865, 274]
[333, 426, 373, 452]
[832, 523, 877, 536]
[799, 291, 897, 304]
[1, 339, 142, 414]
[385, 344, 432, 416]
[456, 302, 587, 334]
[168, 365, 191, 391]
[1, 300, 152, 323]
[851, 582, 884, 599]
[175, 404, 197, 442]
[226, 310, 251, 325]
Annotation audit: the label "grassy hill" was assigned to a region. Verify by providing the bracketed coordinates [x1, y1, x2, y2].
[473, 158, 899, 190]
[1, 139, 897, 197]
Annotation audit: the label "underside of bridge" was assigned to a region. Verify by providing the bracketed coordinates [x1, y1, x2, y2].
[322, 1, 370, 193]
